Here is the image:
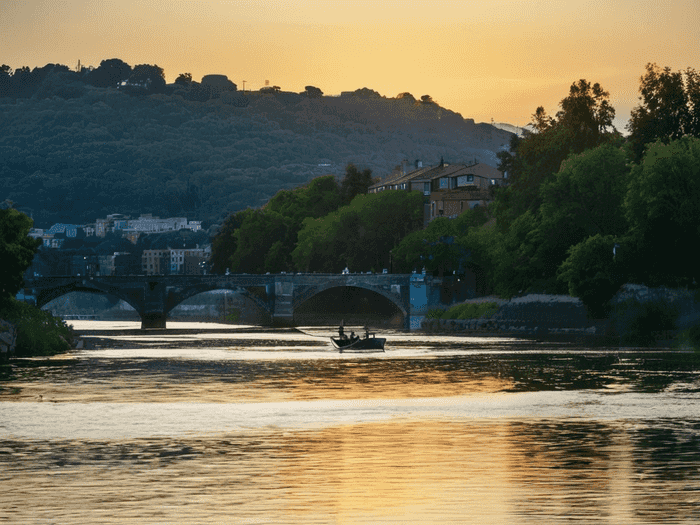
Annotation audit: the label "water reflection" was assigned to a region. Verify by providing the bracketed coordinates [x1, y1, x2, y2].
[1, 419, 699, 523]
[1, 322, 699, 523]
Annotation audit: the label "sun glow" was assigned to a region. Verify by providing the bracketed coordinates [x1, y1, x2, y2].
[1, 0, 698, 126]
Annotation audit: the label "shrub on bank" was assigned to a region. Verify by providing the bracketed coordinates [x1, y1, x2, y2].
[610, 298, 678, 346]
[0, 299, 73, 357]
[674, 324, 700, 352]
[425, 309, 446, 319]
[438, 302, 499, 320]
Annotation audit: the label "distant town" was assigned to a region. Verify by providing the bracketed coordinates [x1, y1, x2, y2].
[25, 213, 210, 278]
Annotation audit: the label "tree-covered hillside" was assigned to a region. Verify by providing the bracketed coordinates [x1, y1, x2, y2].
[0, 62, 512, 230]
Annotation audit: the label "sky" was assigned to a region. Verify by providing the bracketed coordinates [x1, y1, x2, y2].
[2, 0, 698, 129]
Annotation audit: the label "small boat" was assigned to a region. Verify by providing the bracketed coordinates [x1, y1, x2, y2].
[331, 325, 386, 352]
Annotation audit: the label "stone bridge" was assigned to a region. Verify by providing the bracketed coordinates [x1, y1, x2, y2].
[24, 273, 449, 330]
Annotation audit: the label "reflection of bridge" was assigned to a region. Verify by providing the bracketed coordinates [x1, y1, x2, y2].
[24, 273, 447, 329]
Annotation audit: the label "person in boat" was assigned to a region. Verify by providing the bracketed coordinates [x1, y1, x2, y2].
[364, 326, 370, 339]
[338, 325, 347, 339]
[350, 331, 358, 342]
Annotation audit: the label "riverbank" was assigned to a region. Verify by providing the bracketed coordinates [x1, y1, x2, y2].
[421, 290, 700, 349]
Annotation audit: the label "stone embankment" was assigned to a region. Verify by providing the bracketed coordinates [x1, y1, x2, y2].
[421, 294, 608, 341]
[0, 320, 17, 362]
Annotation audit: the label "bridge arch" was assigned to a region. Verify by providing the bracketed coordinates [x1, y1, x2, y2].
[34, 280, 141, 314]
[294, 281, 407, 317]
[166, 285, 272, 325]
[292, 282, 408, 327]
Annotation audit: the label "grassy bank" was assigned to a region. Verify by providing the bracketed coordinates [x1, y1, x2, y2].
[426, 302, 500, 321]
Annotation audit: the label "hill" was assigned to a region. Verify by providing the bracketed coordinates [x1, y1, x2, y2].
[0, 65, 513, 230]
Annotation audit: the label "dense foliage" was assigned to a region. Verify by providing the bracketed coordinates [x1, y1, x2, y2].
[0, 60, 511, 230]
[0, 207, 41, 302]
[389, 64, 700, 319]
[627, 63, 700, 161]
[293, 190, 424, 273]
[0, 298, 74, 356]
[623, 137, 700, 288]
[0, 208, 72, 357]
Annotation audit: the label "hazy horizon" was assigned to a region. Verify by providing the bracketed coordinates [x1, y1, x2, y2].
[2, 0, 698, 130]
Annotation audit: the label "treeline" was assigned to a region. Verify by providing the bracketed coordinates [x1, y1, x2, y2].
[211, 164, 424, 273]
[212, 63, 700, 321]
[397, 64, 700, 316]
[0, 59, 510, 230]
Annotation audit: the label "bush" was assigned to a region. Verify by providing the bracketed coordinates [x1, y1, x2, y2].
[441, 302, 499, 320]
[0, 299, 73, 356]
[675, 323, 700, 352]
[425, 308, 445, 319]
[610, 298, 678, 346]
[558, 234, 623, 318]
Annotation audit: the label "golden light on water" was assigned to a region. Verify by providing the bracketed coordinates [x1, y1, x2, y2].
[3, 323, 700, 523]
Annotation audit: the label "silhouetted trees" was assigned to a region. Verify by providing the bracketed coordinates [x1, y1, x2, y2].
[627, 63, 700, 161]
[303, 85, 323, 98]
[340, 164, 375, 204]
[89, 58, 132, 88]
[127, 64, 166, 93]
[175, 72, 193, 85]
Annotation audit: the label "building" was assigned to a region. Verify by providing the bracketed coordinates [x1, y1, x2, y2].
[95, 213, 202, 239]
[141, 249, 171, 275]
[126, 214, 202, 235]
[426, 162, 505, 220]
[369, 160, 506, 224]
[96, 214, 130, 237]
[97, 254, 116, 276]
[142, 247, 210, 275]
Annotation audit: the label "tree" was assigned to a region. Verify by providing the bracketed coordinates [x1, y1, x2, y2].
[265, 175, 341, 228]
[212, 176, 343, 274]
[210, 210, 247, 274]
[293, 191, 423, 273]
[89, 58, 132, 88]
[0, 64, 11, 97]
[493, 78, 617, 230]
[531, 106, 554, 132]
[623, 137, 700, 287]
[340, 163, 374, 204]
[128, 64, 166, 92]
[175, 72, 193, 85]
[391, 217, 458, 275]
[555, 79, 616, 151]
[420, 94, 434, 104]
[558, 234, 622, 318]
[303, 85, 323, 98]
[229, 209, 291, 273]
[396, 92, 416, 103]
[0, 208, 41, 303]
[529, 142, 630, 287]
[627, 63, 700, 161]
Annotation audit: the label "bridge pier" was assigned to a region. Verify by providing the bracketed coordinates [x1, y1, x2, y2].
[141, 312, 167, 330]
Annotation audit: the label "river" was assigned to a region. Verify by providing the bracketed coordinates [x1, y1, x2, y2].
[1, 321, 699, 524]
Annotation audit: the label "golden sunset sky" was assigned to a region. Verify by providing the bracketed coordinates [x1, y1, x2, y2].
[2, 0, 698, 129]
